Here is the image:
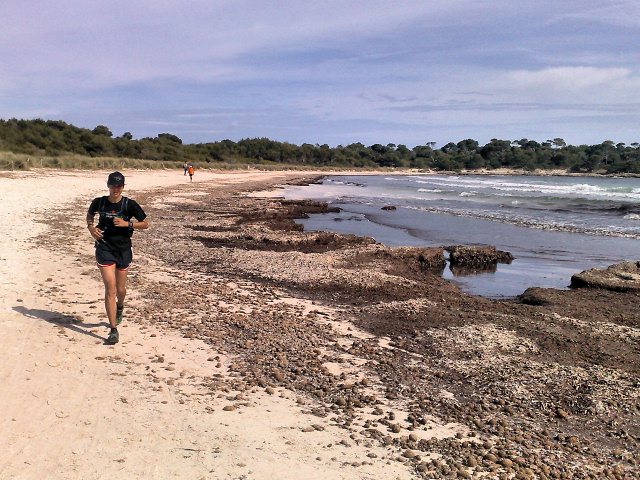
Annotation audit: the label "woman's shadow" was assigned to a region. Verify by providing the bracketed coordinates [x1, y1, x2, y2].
[13, 305, 109, 343]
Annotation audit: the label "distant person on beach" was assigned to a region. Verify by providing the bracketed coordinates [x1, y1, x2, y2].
[188, 165, 194, 182]
[86, 171, 148, 345]
[183, 162, 188, 175]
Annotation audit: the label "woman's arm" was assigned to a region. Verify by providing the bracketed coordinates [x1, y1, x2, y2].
[86, 212, 103, 239]
[113, 217, 149, 229]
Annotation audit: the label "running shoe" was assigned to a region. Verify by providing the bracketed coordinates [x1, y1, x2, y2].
[116, 305, 124, 326]
[106, 328, 119, 345]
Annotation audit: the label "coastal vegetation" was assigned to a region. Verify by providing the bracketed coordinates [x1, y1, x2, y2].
[1, 118, 640, 174]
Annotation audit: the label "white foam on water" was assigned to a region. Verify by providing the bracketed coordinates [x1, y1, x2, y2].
[404, 175, 640, 201]
[283, 174, 640, 240]
[417, 188, 448, 193]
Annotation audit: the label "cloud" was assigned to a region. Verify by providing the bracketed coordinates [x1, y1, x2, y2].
[504, 67, 640, 103]
[0, 1, 448, 85]
[547, 0, 640, 28]
[1, 1, 640, 147]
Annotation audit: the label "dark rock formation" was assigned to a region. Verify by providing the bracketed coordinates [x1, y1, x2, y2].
[370, 246, 447, 273]
[570, 261, 640, 292]
[518, 287, 553, 305]
[236, 199, 342, 232]
[446, 245, 514, 268]
[381, 205, 396, 210]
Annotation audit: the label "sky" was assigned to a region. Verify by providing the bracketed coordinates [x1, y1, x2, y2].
[1, 1, 640, 148]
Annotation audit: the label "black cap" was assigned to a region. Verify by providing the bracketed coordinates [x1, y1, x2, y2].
[107, 171, 125, 186]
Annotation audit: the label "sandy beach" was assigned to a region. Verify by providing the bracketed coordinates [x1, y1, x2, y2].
[0, 169, 417, 480]
[1, 169, 639, 479]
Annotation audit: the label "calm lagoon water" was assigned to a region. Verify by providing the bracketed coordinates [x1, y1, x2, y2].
[277, 174, 640, 298]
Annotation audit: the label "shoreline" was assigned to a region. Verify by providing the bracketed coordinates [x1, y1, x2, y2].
[2, 164, 640, 179]
[2, 169, 639, 479]
[265, 172, 640, 297]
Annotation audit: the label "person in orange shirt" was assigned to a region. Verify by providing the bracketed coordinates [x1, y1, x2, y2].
[188, 165, 194, 182]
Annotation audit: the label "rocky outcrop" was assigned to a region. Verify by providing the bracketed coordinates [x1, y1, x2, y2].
[384, 246, 447, 272]
[237, 199, 342, 232]
[445, 245, 514, 268]
[353, 246, 447, 277]
[570, 261, 640, 292]
[518, 287, 553, 305]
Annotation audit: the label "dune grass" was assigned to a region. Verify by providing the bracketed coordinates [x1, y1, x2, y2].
[0, 152, 185, 171]
[0, 151, 370, 172]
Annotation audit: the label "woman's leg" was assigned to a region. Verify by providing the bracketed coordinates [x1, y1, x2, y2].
[99, 265, 117, 328]
[115, 268, 128, 308]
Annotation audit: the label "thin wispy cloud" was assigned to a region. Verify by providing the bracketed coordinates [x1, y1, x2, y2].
[1, 1, 639, 147]
[547, 0, 640, 27]
[505, 67, 640, 103]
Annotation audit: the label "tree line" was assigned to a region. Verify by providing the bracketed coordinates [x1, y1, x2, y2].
[1, 118, 639, 173]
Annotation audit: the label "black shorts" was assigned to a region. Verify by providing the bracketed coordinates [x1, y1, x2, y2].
[95, 241, 132, 271]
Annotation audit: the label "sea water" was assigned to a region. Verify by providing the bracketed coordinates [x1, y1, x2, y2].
[277, 174, 640, 298]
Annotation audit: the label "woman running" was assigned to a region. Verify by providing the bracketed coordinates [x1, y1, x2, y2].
[86, 172, 149, 344]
